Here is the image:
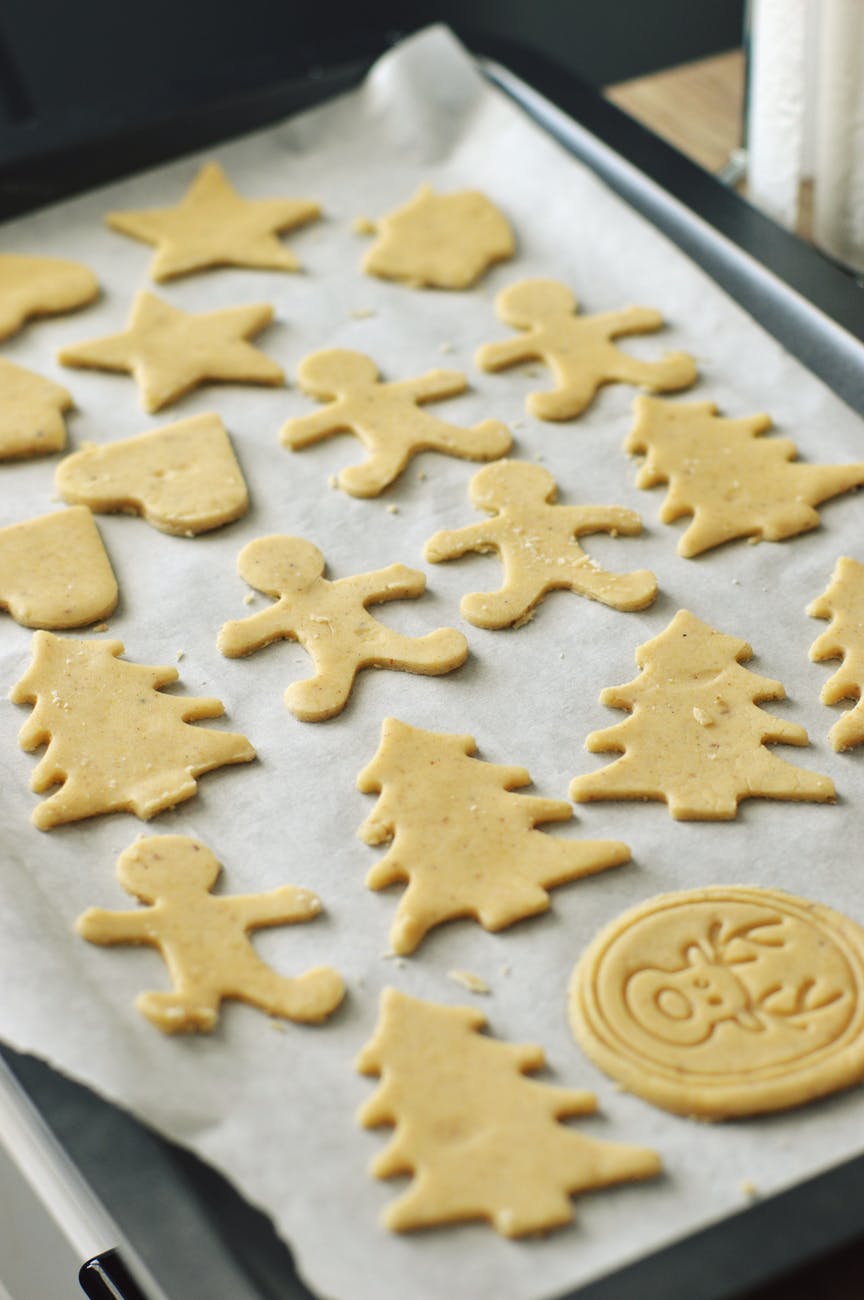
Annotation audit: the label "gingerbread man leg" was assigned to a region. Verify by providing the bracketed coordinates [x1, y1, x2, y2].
[528, 368, 604, 422]
[564, 558, 658, 612]
[461, 577, 545, 630]
[137, 988, 220, 1033]
[373, 627, 469, 675]
[227, 956, 345, 1023]
[286, 651, 360, 722]
[605, 347, 698, 395]
[339, 443, 414, 498]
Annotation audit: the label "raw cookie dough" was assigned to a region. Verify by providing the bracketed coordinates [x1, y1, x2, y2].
[0, 253, 98, 341]
[425, 459, 657, 628]
[218, 536, 468, 721]
[55, 412, 249, 536]
[361, 185, 514, 289]
[570, 886, 864, 1118]
[808, 556, 864, 751]
[357, 988, 661, 1236]
[11, 631, 255, 830]
[0, 507, 118, 628]
[58, 290, 283, 413]
[476, 279, 697, 420]
[357, 717, 630, 954]
[571, 609, 835, 820]
[626, 396, 864, 557]
[77, 835, 344, 1033]
[0, 359, 73, 460]
[280, 348, 511, 497]
[106, 161, 321, 281]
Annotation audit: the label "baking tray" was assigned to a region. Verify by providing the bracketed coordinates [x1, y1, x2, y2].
[0, 25, 862, 1300]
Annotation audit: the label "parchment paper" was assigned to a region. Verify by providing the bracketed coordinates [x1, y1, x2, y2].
[1, 25, 863, 1300]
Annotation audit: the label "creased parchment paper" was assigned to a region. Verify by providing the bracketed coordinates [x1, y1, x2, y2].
[1, 25, 863, 1300]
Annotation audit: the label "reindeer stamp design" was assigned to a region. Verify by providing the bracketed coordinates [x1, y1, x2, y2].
[570, 887, 864, 1118]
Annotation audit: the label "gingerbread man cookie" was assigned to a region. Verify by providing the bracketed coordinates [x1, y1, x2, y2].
[56, 413, 249, 536]
[280, 348, 511, 496]
[77, 835, 345, 1033]
[218, 535, 468, 721]
[0, 253, 98, 342]
[106, 162, 321, 282]
[425, 460, 657, 628]
[0, 359, 73, 460]
[360, 185, 515, 289]
[0, 508, 118, 628]
[58, 291, 283, 412]
[476, 279, 697, 421]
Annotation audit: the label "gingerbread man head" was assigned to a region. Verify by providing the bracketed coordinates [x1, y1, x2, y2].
[469, 459, 558, 513]
[237, 535, 326, 598]
[495, 279, 577, 330]
[297, 348, 380, 400]
[118, 835, 220, 901]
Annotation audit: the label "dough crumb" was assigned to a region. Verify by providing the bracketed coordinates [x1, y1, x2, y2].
[176, 649, 185, 661]
[349, 307, 376, 319]
[448, 970, 491, 995]
[243, 592, 255, 605]
[500, 963, 511, 977]
[438, 341, 454, 354]
[328, 474, 339, 489]
[352, 216, 377, 235]
[92, 623, 109, 633]
[417, 470, 427, 482]
[692, 707, 713, 727]
[386, 503, 400, 515]
[740, 1180, 760, 1199]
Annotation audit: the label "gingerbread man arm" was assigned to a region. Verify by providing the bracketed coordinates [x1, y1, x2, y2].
[393, 369, 468, 404]
[339, 563, 427, 606]
[281, 402, 348, 449]
[221, 884, 323, 929]
[425, 519, 500, 563]
[592, 306, 664, 338]
[562, 505, 644, 538]
[76, 906, 155, 946]
[476, 334, 542, 372]
[218, 601, 295, 657]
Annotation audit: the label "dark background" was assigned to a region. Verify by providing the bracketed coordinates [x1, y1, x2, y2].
[0, 1, 744, 159]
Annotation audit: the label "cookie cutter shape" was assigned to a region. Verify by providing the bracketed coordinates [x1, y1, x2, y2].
[281, 348, 511, 497]
[77, 835, 344, 1033]
[570, 886, 864, 1119]
[56, 412, 249, 537]
[11, 631, 255, 830]
[0, 253, 98, 342]
[808, 557, 864, 752]
[0, 359, 73, 460]
[106, 162, 321, 282]
[476, 279, 697, 421]
[357, 988, 661, 1236]
[361, 185, 515, 289]
[0, 507, 118, 628]
[626, 396, 864, 557]
[571, 609, 835, 821]
[358, 717, 630, 955]
[218, 536, 468, 722]
[58, 290, 283, 413]
[425, 459, 657, 628]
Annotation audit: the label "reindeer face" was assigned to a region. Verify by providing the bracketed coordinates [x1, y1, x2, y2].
[625, 943, 762, 1046]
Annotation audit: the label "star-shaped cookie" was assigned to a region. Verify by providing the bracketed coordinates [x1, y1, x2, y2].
[106, 162, 321, 282]
[58, 291, 284, 412]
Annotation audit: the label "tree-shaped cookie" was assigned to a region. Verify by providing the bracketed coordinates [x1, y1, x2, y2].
[77, 835, 344, 1033]
[808, 557, 864, 752]
[358, 718, 630, 954]
[218, 537, 468, 721]
[571, 610, 835, 821]
[626, 396, 864, 556]
[56, 413, 249, 536]
[0, 253, 98, 342]
[58, 290, 283, 413]
[425, 460, 657, 628]
[357, 988, 661, 1236]
[280, 348, 511, 496]
[11, 632, 255, 829]
[476, 279, 697, 421]
[106, 162, 321, 282]
[0, 508, 118, 628]
[0, 359, 73, 460]
[360, 185, 515, 289]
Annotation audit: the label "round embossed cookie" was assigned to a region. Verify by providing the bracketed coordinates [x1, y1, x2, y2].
[570, 887, 864, 1118]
